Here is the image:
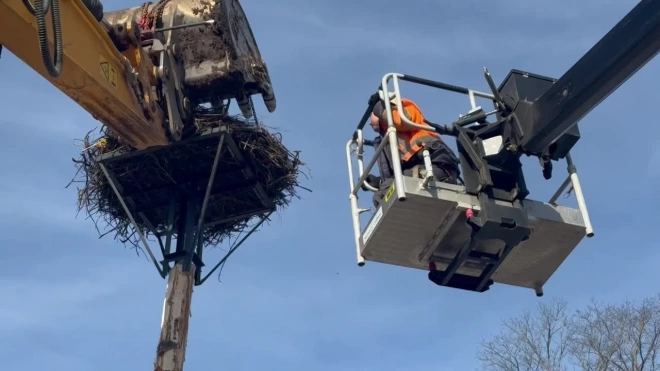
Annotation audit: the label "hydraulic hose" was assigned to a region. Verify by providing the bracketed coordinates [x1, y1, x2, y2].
[22, 0, 62, 77]
[35, 0, 63, 77]
[21, 0, 50, 15]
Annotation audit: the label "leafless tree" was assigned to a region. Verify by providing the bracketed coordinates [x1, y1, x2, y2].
[477, 297, 574, 371]
[476, 295, 660, 371]
[569, 296, 660, 371]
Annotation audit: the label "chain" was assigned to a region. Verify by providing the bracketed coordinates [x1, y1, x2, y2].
[139, 0, 171, 31]
[138, 2, 151, 28]
[153, 0, 170, 26]
[139, 2, 150, 19]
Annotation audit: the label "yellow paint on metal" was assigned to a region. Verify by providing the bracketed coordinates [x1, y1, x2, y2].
[0, 0, 168, 149]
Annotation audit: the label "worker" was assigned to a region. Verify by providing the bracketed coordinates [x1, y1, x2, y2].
[363, 96, 460, 207]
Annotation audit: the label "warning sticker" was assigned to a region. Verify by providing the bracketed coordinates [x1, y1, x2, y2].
[99, 55, 117, 89]
[384, 184, 396, 203]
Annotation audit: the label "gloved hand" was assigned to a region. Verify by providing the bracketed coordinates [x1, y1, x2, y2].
[361, 174, 381, 191]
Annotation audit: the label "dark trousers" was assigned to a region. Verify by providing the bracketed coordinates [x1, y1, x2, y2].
[372, 153, 458, 208]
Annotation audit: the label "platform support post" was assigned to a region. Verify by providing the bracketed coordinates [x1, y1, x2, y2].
[155, 262, 195, 371]
[154, 196, 201, 371]
[154, 196, 203, 371]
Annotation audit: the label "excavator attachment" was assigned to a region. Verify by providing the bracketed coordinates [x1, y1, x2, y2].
[347, 73, 594, 296]
[103, 0, 275, 119]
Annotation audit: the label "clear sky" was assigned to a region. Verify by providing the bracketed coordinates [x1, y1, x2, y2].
[1, 0, 659, 370]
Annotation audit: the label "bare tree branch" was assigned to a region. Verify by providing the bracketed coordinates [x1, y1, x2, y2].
[570, 295, 660, 371]
[477, 298, 573, 371]
[477, 295, 660, 371]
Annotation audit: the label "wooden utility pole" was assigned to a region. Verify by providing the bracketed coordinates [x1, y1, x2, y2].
[154, 264, 196, 371]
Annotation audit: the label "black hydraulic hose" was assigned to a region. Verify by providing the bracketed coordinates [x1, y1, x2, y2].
[21, 0, 50, 15]
[34, 0, 63, 77]
[21, 0, 62, 77]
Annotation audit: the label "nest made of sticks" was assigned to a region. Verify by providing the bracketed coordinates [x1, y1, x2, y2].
[69, 111, 308, 251]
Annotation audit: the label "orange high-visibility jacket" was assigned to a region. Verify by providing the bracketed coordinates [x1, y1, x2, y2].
[378, 98, 439, 162]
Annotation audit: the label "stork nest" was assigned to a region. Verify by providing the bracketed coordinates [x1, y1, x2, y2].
[68, 111, 308, 251]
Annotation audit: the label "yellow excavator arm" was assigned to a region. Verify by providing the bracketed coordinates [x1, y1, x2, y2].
[0, 0, 277, 149]
[0, 0, 169, 149]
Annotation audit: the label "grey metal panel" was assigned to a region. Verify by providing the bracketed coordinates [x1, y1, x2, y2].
[360, 176, 587, 290]
[361, 193, 458, 270]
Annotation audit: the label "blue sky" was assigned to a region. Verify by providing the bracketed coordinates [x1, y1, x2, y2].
[1, 0, 659, 370]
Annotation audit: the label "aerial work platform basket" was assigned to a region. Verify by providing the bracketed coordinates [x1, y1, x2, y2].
[346, 72, 595, 296]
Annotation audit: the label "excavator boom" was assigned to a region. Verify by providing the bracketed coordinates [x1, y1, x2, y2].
[0, 0, 169, 149]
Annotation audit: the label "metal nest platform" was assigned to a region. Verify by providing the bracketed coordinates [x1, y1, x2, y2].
[99, 126, 274, 237]
[71, 116, 304, 258]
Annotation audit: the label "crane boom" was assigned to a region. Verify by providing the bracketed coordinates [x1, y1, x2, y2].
[525, 0, 660, 153]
